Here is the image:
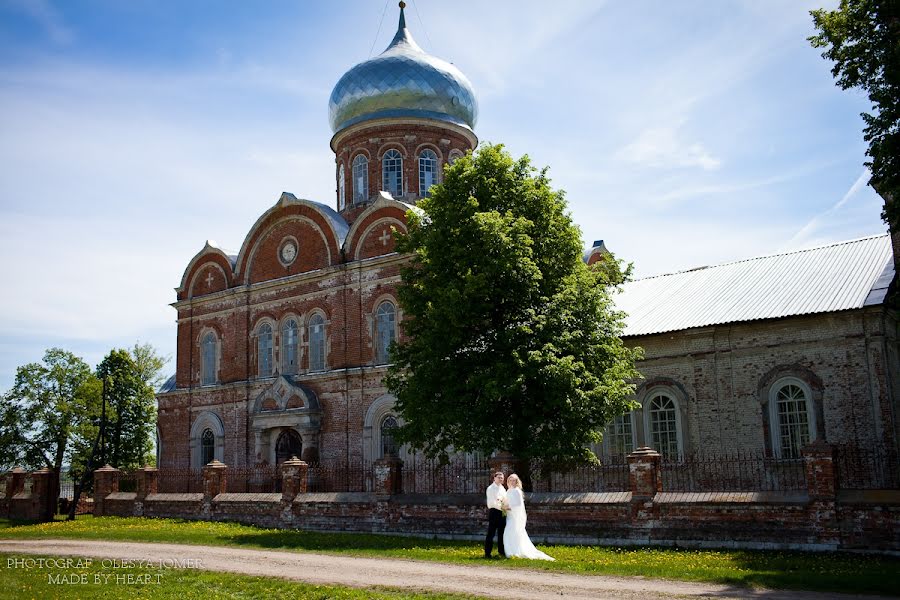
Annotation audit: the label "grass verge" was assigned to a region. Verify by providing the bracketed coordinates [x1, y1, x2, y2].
[0, 552, 481, 600]
[1, 516, 898, 595]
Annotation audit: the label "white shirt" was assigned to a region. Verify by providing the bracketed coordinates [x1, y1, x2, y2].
[486, 482, 507, 510]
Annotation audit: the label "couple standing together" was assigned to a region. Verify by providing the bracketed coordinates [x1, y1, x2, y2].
[484, 471, 554, 561]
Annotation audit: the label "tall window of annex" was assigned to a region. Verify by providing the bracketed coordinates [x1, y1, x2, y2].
[648, 394, 680, 457]
[257, 323, 274, 377]
[282, 319, 299, 375]
[352, 155, 368, 203]
[200, 428, 215, 466]
[337, 164, 346, 210]
[380, 415, 399, 457]
[604, 413, 635, 457]
[773, 381, 814, 458]
[375, 301, 397, 365]
[382, 149, 403, 197]
[201, 332, 217, 386]
[308, 314, 326, 372]
[418, 149, 438, 197]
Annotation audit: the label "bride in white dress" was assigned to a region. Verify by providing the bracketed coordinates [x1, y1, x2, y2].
[502, 473, 554, 561]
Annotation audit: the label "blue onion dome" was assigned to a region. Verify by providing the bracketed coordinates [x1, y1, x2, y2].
[329, 4, 478, 135]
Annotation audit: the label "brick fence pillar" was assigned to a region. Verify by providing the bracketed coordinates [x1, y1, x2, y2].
[29, 468, 56, 522]
[628, 447, 662, 498]
[6, 467, 26, 499]
[374, 456, 403, 499]
[280, 456, 308, 503]
[93, 465, 120, 517]
[135, 466, 159, 501]
[803, 440, 836, 500]
[203, 460, 227, 500]
[489, 452, 525, 479]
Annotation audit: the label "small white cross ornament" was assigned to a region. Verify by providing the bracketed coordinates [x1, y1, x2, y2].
[206, 272, 214, 287]
[379, 230, 391, 246]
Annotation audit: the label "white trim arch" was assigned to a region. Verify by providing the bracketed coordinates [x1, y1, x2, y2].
[189, 411, 225, 468]
[362, 394, 408, 464]
[767, 377, 817, 458]
[635, 381, 689, 457]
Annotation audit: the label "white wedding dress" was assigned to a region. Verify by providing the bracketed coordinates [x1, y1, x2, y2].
[502, 488, 554, 561]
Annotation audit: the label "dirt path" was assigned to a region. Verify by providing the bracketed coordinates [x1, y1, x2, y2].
[0, 539, 893, 600]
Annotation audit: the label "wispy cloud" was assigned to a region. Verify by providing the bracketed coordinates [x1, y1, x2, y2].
[784, 169, 871, 248]
[5, 0, 74, 44]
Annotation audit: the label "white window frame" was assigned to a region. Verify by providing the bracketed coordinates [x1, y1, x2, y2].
[418, 149, 438, 197]
[768, 377, 816, 458]
[602, 412, 636, 458]
[200, 331, 218, 386]
[257, 323, 274, 377]
[307, 312, 326, 372]
[352, 154, 368, 203]
[281, 318, 299, 375]
[338, 163, 346, 211]
[374, 300, 397, 365]
[382, 149, 403, 197]
[642, 391, 683, 458]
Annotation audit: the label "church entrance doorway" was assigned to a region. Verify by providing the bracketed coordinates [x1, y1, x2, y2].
[275, 429, 302, 464]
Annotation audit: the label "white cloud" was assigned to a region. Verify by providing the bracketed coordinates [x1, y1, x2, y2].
[616, 125, 721, 171]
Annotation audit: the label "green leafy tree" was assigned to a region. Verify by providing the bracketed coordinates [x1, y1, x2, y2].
[385, 144, 642, 470]
[810, 0, 900, 226]
[97, 347, 161, 470]
[0, 349, 99, 473]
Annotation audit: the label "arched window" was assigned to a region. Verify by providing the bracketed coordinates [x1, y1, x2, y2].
[308, 313, 326, 372]
[771, 380, 815, 458]
[352, 154, 368, 203]
[337, 163, 346, 211]
[201, 332, 217, 386]
[282, 319, 299, 375]
[381, 415, 399, 457]
[382, 149, 403, 196]
[201, 428, 215, 466]
[648, 394, 680, 457]
[604, 413, 635, 457]
[418, 149, 438, 197]
[257, 323, 273, 377]
[375, 301, 396, 365]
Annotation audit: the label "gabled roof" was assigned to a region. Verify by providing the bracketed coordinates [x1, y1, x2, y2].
[617, 234, 894, 337]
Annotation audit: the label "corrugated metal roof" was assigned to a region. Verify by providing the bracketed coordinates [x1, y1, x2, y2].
[616, 234, 894, 337]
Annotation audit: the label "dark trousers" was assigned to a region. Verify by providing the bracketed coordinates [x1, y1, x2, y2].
[484, 508, 506, 557]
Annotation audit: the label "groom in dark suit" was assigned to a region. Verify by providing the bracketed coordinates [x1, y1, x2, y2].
[484, 471, 507, 558]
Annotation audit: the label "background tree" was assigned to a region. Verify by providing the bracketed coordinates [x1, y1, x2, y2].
[810, 0, 900, 226]
[0, 348, 99, 473]
[96, 346, 161, 470]
[385, 144, 641, 470]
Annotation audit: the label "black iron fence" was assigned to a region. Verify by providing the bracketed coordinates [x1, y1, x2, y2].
[660, 450, 807, 492]
[227, 465, 281, 493]
[400, 455, 491, 495]
[530, 458, 630, 493]
[836, 445, 900, 490]
[156, 468, 204, 493]
[307, 461, 371, 493]
[120, 444, 899, 495]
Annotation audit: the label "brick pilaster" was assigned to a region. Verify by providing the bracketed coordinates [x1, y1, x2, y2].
[93, 465, 120, 517]
[373, 456, 403, 498]
[280, 456, 308, 502]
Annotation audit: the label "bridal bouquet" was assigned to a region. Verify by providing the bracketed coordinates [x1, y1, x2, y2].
[496, 498, 508, 517]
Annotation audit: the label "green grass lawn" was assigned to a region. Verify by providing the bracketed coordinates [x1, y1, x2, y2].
[0, 552, 480, 599]
[1, 516, 898, 596]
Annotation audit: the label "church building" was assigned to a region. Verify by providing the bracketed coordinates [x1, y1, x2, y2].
[157, 4, 899, 473]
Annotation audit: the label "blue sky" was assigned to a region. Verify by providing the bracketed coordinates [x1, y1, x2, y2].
[0, 0, 885, 391]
